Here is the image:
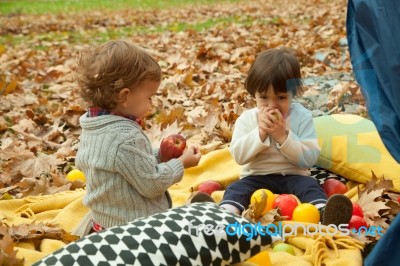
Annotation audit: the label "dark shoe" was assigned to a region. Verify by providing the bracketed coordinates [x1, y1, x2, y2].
[187, 191, 215, 203]
[321, 194, 352, 226]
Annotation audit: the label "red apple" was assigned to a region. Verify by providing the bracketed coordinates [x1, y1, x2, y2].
[397, 196, 400, 204]
[321, 178, 348, 197]
[348, 215, 368, 230]
[272, 194, 299, 220]
[198, 180, 222, 195]
[352, 203, 364, 218]
[159, 134, 186, 162]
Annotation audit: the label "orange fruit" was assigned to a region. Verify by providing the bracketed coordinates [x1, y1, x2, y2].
[250, 189, 275, 215]
[292, 203, 320, 223]
[246, 250, 272, 265]
[66, 169, 86, 182]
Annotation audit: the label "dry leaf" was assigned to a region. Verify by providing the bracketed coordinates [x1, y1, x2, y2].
[0, 0, 370, 250]
[16, 173, 71, 197]
[381, 200, 400, 217]
[0, 234, 24, 266]
[361, 172, 393, 195]
[357, 174, 392, 224]
[11, 152, 64, 178]
[0, 222, 79, 244]
[259, 208, 286, 225]
[357, 190, 389, 224]
[242, 190, 267, 222]
[353, 172, 399, 242]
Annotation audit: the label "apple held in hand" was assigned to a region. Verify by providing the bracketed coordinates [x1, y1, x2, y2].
[321, 178, 348, 197]
[272, 194, 299, 220]
[198, 180, 222, 195]
[272, 112, 280, 122]
[159, 134, 186, 162]
[352, 203, 364, 218]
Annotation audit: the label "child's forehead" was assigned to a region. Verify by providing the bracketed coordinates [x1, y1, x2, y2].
[256, 90, 288, 96]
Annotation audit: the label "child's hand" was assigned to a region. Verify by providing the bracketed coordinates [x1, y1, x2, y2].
[265, 109, 288, 144]
[258, 107, 274, 142]
[258, 107, 269, 142]
[265, 109, 288, 145]
[178, 146, 201, 168]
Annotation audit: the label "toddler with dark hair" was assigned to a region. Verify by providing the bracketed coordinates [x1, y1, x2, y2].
[220, 47, 352, 226]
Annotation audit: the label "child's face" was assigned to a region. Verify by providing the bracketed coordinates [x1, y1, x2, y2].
[118, 80, 160, 118]
[255, 84, 293, 118]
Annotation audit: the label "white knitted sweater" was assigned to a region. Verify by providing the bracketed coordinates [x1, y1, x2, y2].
[230, 103, 321, 178]
[76, 114, 184, 228]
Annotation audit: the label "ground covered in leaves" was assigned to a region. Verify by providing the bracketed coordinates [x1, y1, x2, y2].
[0, 0, 366, 197]
[2, 0, 394, 264]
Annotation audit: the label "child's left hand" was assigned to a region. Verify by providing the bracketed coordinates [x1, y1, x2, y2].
[264, 109, 288, 145]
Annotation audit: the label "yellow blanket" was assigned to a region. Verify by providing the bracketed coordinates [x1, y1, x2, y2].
[0, 148, 363, 265]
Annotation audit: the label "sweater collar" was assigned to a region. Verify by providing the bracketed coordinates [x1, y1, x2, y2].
[87, 107, 143, 127]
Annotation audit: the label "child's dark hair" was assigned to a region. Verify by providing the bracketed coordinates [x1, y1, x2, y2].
[75, 40, 161, 110]
[245, 47, 303, 97]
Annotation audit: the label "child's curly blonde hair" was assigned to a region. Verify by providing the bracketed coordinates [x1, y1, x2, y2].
[75, 40, 161, 110]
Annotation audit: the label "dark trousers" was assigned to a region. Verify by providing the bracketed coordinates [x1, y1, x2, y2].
[220, 174, 327, 213]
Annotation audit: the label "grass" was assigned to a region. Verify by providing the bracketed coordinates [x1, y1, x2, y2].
[1, 14, 260, 49]
[0, 0, 247, 48]
[0, 0, 241, 15]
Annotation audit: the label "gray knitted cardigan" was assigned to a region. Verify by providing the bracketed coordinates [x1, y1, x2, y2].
[76, 114, 184, 228]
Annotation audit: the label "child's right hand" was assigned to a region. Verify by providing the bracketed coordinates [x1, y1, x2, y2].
[178, 146, 201, 168]
[258, 106, 274, 142]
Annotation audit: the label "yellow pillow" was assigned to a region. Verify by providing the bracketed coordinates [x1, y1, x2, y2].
[314, 114, 400, 192]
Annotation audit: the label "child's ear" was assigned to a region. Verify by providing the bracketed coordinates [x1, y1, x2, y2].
[117, 88, 131, 106]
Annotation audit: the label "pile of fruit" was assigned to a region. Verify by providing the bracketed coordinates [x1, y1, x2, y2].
[249, 187, 369, 231]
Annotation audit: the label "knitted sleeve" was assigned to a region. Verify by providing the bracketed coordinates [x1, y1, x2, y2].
[153, 148, 161, 163]
[115, 136, 184, 198]
[230, 109, 271, 165]
[277, 111, 321, 168]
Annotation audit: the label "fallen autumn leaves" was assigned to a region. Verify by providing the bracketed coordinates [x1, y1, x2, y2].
[1, 0, 393, 263]
[0, 0, 364, 198]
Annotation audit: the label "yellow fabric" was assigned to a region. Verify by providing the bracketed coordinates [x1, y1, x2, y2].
[169, 148, 241, 205]
[0, 149, 240, 265]
[0, 148, 363, 265]
[314, 114, 400, 192]
[264, 246, 362, 266]
[0, 189, 87, 266]
[243, 232, 363, 266]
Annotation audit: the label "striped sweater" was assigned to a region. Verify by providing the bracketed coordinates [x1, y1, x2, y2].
[76, 114, 184, 228]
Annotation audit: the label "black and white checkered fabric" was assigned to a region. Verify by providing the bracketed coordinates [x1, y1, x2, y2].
[310, 167, 347, 185]
[33, 202, 272, 266]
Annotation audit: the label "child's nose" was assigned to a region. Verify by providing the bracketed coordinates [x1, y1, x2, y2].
[269, 100, 279, 108]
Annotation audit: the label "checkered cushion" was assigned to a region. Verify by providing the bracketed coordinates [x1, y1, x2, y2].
[310, 167, 347, 185]
[33, 202, 272, 266]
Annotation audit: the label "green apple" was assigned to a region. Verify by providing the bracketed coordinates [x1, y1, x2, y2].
[272, 243, 295, 255]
